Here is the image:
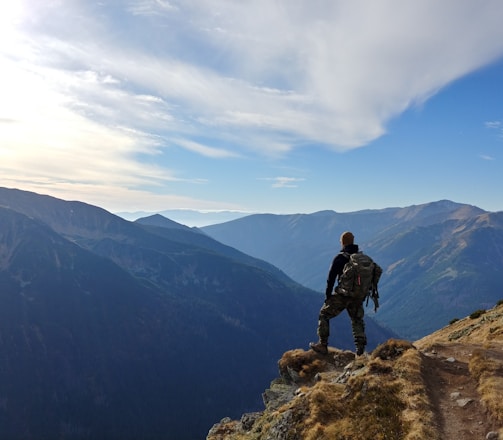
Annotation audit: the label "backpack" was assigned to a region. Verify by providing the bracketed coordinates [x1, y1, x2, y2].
[335, 252, 383, 311]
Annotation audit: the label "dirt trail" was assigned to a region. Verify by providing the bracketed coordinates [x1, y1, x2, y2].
[420, 342, 501, 440]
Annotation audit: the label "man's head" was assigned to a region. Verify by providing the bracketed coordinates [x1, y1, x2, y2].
[340, 231, 354, 246]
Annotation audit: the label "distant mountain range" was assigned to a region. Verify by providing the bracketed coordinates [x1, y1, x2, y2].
[202, 200, 503, 340]
[116, 208, 249, 227]
[0, 187, 393, 440]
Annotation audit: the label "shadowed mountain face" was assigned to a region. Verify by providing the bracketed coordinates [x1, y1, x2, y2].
[202, 201, 503, 340]
[0, 188, 395, 440]
[0, 209, 187, 438]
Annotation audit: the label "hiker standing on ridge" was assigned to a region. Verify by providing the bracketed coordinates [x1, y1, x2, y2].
[310, 231, 381, 356]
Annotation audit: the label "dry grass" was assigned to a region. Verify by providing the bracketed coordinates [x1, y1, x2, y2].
[296, 340, 427, 440]
[393, 348, 440, 440]
[278, 348, 355, 383]
[469, 349, 503, 423]
[302, 375, 407, 440]
[415, 302, 503, 348]
[372, 339, 415, 361]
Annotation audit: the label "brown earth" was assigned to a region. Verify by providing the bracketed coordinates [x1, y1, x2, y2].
[418, 341, 503, 439]
[415, 304, 503, 439]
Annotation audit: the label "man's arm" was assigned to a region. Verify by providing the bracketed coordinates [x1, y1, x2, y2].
[325, 254, 345, 299]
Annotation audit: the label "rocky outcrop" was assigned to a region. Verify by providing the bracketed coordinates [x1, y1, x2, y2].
[208, 340, 422, 440]
[208, 303, 503, 440]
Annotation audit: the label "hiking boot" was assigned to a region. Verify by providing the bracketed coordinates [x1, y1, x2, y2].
[356, 346, 365, 356]
[309, 342, 328, 354]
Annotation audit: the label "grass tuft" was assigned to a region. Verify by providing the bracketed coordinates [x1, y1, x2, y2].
[372, 339, 415, 361]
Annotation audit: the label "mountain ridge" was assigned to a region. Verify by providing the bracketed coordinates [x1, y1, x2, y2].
[0, 187, 395, 439]
[201, 201, 503, 339]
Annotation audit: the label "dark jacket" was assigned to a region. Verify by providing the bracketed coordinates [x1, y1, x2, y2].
[325, 243, 359, 298]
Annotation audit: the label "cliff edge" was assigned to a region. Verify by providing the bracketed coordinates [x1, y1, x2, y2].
[208, 302, 503, 440]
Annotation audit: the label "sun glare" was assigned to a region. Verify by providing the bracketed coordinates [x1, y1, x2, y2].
[0, 2, 27, 44]
[0, 1, 25, 26]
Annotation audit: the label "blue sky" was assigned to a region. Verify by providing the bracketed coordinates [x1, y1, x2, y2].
[1, 0, 503, 216]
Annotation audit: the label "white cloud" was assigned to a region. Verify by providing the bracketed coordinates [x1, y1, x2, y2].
[0, 180, 241, 214]
[7, 1, 503, 154]
[128, 0, 178, 16]
[484, 120, 503, 140]
[259, 177, 306, 188]
[2, 0, 503, 209]
[485, 121, 502, 129]
[0, 59, 180, 189]
[480, 155, 495, 161]
[174, 138, 240, 159]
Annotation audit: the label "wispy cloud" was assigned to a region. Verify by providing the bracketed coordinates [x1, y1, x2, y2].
[259, 177, 306, 188]
[128, 0, 178, 16]
[2, 0, 503, 210]
[485, 121, 501, 129]
[479, 154, 495, 161]
[8, 1, 503, 152]
[484, 120, 503, 140]
[174, 138, 240, 159]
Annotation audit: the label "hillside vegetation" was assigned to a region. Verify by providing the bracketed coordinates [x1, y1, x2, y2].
[208, 301, 503, 440]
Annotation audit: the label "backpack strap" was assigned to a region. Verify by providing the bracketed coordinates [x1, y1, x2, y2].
[337, 251, 351, 282]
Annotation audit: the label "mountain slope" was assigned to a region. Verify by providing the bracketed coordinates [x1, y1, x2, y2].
[202, 201, 503, 339]
[0, 187, 396, 439]
[0, 207, 189, 439]
[208, 301, 503, 440]
[371, 212, 503, 338]
[201, 200, 486, 292]
[134, 214, 295, 284]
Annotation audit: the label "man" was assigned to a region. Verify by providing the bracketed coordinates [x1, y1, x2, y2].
[310, 231, 368, 356]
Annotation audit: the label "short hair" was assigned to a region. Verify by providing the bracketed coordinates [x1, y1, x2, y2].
[340, 231, 354, 246]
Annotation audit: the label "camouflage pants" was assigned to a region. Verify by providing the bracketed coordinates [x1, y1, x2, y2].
[316, 294, 367, 350]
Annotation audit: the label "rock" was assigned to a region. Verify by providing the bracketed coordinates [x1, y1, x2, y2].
[286, 366, 301, 383]
[262, 380, 297, 410]
[240, 412, 261, 431]
[456, 398, 473, 407]
[450, 392, 461, 400]
[486, 431, 499, 440]
[344, 361, 354, 370]
[266, 409, 300, 440]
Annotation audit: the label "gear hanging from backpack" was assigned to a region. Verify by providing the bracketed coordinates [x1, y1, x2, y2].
[334, 251, 382, 312]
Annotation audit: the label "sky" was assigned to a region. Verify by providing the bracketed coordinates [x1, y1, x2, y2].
[1, 0, 503, 218]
